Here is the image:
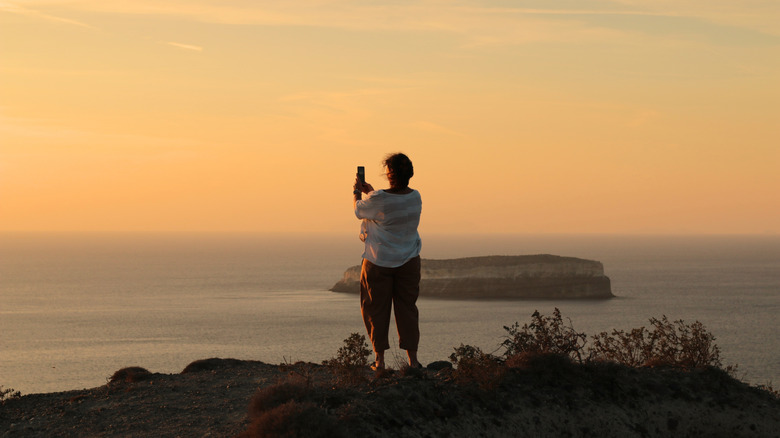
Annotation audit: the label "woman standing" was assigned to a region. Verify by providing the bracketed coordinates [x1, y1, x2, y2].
[353, 153, 422, 370]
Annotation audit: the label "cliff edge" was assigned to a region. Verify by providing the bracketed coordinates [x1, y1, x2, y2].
[330, 254, 613, 299]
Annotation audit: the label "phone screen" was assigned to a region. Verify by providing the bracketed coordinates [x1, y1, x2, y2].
[357, 166, 365, 183]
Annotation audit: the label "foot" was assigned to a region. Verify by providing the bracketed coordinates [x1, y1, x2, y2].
[371, 351, 385, 371]
[407, 350, 421, 369]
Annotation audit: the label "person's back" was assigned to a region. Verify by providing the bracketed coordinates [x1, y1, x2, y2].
[352, 152, 423, 370]
[356, 189, 422, 268]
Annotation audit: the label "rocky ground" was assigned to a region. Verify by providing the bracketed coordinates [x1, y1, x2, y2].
[2, 356, 779, 437]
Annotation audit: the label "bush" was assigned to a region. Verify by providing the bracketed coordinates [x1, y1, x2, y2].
[323, 333, 372, 385]
[501, 308, 587, 363]
[590, 316, 722, 368]
[181, 358, 244, 374]
[450, 310, 732, 392]
[241, 400, 339, 438]
[249, 376, 312, 413]
[241, 373, 345, 438]
[449, 344, 504, 389]
[755, 382, 780, 398]
[1, 385, 21, 403]
[109, 367, 153, 384]
[323, 333, 372, 369]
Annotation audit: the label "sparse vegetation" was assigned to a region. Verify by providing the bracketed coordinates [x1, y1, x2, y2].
[241, 387, 340, 438]
[322, 333, 372, 369]
[448, 344, 504, 389]
[108, 366, 153, 384]
[501, 308, 588, 363]
[757, 382, 780, 398]
[247, 375, 314, 414]
[4, 315, 779, 438]
[1, 385, 21, 403]
[322, 333, 372, 385]
[445, 309, 743, 391]
[590, 316, 722, 368]
[181, 358, 245, 374]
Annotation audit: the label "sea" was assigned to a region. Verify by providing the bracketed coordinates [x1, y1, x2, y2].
[1, 233, 778, 395]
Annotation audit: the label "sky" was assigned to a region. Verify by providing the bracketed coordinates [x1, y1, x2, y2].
[1, 0, 778, 235]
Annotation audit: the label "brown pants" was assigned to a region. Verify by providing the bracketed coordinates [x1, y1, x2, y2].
[360, 256, 421, 352]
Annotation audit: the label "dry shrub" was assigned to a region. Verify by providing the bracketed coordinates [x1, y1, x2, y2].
[323, 333, 372, 385]
[398, 364, 423, 378]
[109, 367, 152, 383]
[249, 376, 312, 414]
[589, 327, 649, 367]
[756, 382, 780, 398]
[505, 352, 576, 377]
[449, 344, 505, 389]
[181, 358, 244, 374]
[323, 333, 372, 369]
[1, 385, 21, 403]
[501, 308, 587, 363]
[590, 316, 722, 368]
[241, 375, 342, 438]
[241, 400, 338, 438]
[505, 351, 565, 370]
[279, 360, 318, 389]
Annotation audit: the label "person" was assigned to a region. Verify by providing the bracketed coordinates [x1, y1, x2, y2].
[353, 153, 423, 370]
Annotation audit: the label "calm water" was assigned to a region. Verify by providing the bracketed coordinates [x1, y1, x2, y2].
[1, 233, 778, 394]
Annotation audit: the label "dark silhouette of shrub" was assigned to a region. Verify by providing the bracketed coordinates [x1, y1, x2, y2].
[241, 374, 343, 438]
[109, 366, 152, 383]
[501, 308, 587, 363]
[756, 382, 780, 398]
[398, 364, 423, 378]
[449, 310, 740, 396]
[1, 385, 21, 403]
[181, 358, 245, 374]
[505, 351, 573, 373]
[449, 344, 504, 389]
[323, 333, 372, 385]
[249, 376, 312, 414]
[240, 400, 339, 438]
[590, 316, 722, 368]
[323, 333, 372, 369]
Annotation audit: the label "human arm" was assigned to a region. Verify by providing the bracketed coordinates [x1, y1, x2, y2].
[353, 175, 374, 210]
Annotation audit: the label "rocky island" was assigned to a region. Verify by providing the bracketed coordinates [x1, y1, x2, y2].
[330, 255, 614, 299]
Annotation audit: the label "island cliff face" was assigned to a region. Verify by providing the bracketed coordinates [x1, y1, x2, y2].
[330, 255, 613, 299]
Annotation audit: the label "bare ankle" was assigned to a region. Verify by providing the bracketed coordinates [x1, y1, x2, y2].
[406, 350, 419, 367]
[375, 351, 385, 366]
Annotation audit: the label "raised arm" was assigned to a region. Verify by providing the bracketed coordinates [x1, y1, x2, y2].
[353, 176, 374, 210]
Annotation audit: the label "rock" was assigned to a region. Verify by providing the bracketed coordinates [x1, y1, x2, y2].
[330, 255, 613, 299]
[427, 361, 453, 371]
[182, 358, 246, 374]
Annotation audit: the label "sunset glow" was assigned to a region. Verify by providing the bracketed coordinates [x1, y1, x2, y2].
[2, 1, 778, 234]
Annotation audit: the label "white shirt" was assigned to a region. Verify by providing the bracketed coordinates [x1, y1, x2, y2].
[355, 189, 422, 268]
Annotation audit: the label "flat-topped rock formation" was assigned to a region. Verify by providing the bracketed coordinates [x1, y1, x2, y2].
[330, 255, 613, 299]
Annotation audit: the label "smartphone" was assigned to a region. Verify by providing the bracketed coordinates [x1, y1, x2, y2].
[357, 166, 365, 184]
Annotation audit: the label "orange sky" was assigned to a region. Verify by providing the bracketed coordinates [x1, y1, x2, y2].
[1, 1, 778, 234]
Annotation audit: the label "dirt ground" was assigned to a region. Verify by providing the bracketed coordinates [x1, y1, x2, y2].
[2, 357, 779, 437]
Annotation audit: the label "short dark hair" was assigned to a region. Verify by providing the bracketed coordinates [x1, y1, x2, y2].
[383, 153, 414, 188]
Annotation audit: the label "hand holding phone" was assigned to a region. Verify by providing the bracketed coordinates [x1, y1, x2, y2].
[357, 166, 365, 184]
[355, 166, 373, 194]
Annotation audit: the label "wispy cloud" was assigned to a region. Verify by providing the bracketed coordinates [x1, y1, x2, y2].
[0, 110, 199, 152]
[4, 0, 778, 46]
[278, 87, 417, 110]
[165, 42, 203, 52]
[409, 121, 465, 137]
[0, 2, 95, 28]
[609, 0, 780, 35]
